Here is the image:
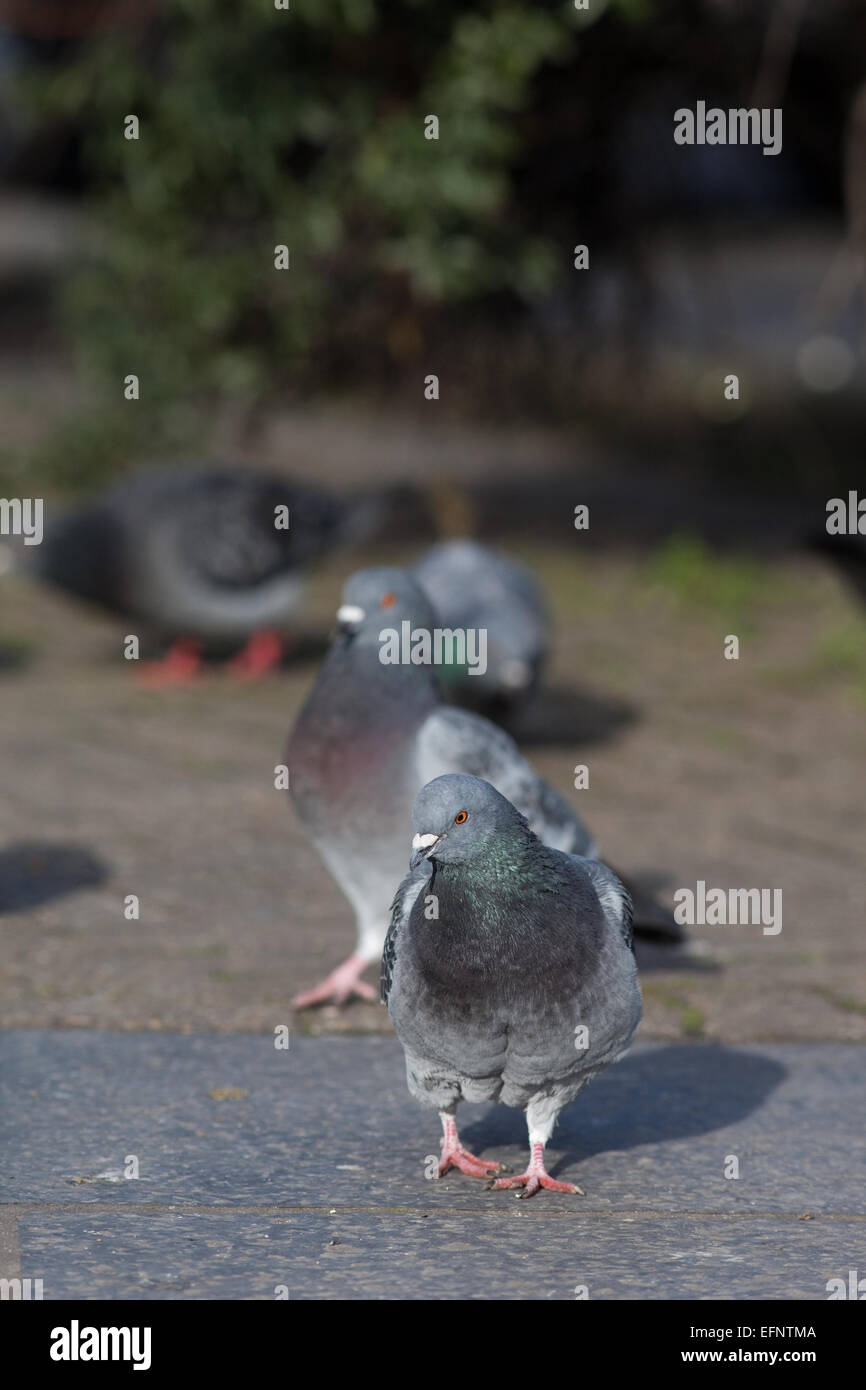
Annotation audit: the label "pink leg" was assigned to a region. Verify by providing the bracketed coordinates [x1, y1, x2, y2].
[436, 1113, 505, 1179]
[228, 629, 285, 681]
[291, 952, 377, 1008]
[137, 638, 203, 687]
[490, 1142, 583, 1199]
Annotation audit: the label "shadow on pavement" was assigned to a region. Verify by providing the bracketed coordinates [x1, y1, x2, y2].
[495, 683, 639, 748]
[461, 1043, 786, 1170]
[0, 842, 107, 913]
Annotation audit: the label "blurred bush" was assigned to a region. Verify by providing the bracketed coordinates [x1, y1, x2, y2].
[16, 0, 651, 468]
[12, 0, 865, 493]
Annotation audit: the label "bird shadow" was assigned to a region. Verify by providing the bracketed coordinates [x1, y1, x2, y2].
[0, 640, 33, 673]
[633, 937, 721, 975]
[495, 683, 639, 748]
[0, 843, 108, 914]
[460, 1043, 786, 1173]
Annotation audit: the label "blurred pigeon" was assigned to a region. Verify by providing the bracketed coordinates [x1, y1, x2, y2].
[382, 773, 641, 1196]
[412, 540, 549, 710]
[287, 567, 680, 1007]
[34, 464, 377, 683]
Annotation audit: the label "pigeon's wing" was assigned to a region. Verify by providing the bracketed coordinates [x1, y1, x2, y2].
[577, 858, 634, 953]
[381, 869, 428, 1005]
[414, 707, 597, 857]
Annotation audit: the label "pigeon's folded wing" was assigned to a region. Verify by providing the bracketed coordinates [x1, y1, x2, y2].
[380, 868, 428, 1005]
[577, 858, 634, 952]
[414, 707, 596, 858]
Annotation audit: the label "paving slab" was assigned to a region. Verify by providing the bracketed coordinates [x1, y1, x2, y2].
[1, 1033, 863, 1299]
[15, 1211, 862, 1301]
[2, 543, 865, 1048]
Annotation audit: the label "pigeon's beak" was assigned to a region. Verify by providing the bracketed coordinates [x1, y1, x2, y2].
[334, 603, 365, 637]
[410, 831, 445, 871]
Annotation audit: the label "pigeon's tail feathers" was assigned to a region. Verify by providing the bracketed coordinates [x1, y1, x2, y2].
[36, 504, 125, 607]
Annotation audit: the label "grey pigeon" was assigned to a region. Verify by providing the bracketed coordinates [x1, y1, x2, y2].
[382, 773, 641, 1196]
[412, 540, 549, 710]
[287, 566, 678, 1008]
[33, 464, 376, 680]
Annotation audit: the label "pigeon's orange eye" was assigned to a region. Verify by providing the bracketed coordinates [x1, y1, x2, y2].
[381, 592, 396, 608]
[454, 810, 468, 824]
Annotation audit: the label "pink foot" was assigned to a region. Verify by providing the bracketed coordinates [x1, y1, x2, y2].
[137, 639, 203, 687]
[436, 1114, 505, 1180]
[228, 629, 285, 681]
[291, 953, 377, 1008]
[489, 1142, 583, 1199]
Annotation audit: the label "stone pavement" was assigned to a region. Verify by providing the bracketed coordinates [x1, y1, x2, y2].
[0, 1032, 862, 1300]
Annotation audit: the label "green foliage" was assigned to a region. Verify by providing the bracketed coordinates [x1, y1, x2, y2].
[19, 0, 603, 460]
[811, 621, 866, 705]
[646, 535, 763, 619]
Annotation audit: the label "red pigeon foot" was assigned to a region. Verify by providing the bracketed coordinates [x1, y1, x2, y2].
[292, 953, 378, 1008]
[436, 1113, 504, 1178]
[137, 638, 203, 687]
[489, 1143, 583, 1198]
[228, 629, 284, 681]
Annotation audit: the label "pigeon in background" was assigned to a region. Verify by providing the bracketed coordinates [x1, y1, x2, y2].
[382, 774, 641, 1196]
[412, 540, 549, 711]
[287, 567, 681, 1008]
[33, 465, 379, 683]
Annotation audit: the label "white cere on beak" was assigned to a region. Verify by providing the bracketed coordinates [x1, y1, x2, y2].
[412, 833, 439, 853]
[337, 604, 366, 625]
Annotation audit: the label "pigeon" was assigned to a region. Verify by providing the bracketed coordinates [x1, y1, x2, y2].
[33, 464, 377, 682]
[287, 566, 680, 1008]
[382, 773, 642, 1196]
[412, 540, 549, 711]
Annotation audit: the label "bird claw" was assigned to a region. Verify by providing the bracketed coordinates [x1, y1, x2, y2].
[438, 1146, 504, 1180]
[291, 954, 377, 1009]
[489, 1171, 583, 1198]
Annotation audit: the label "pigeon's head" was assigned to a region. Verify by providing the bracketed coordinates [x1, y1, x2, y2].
[410, 774, 528, 869]
[335, 567, 438, 644]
